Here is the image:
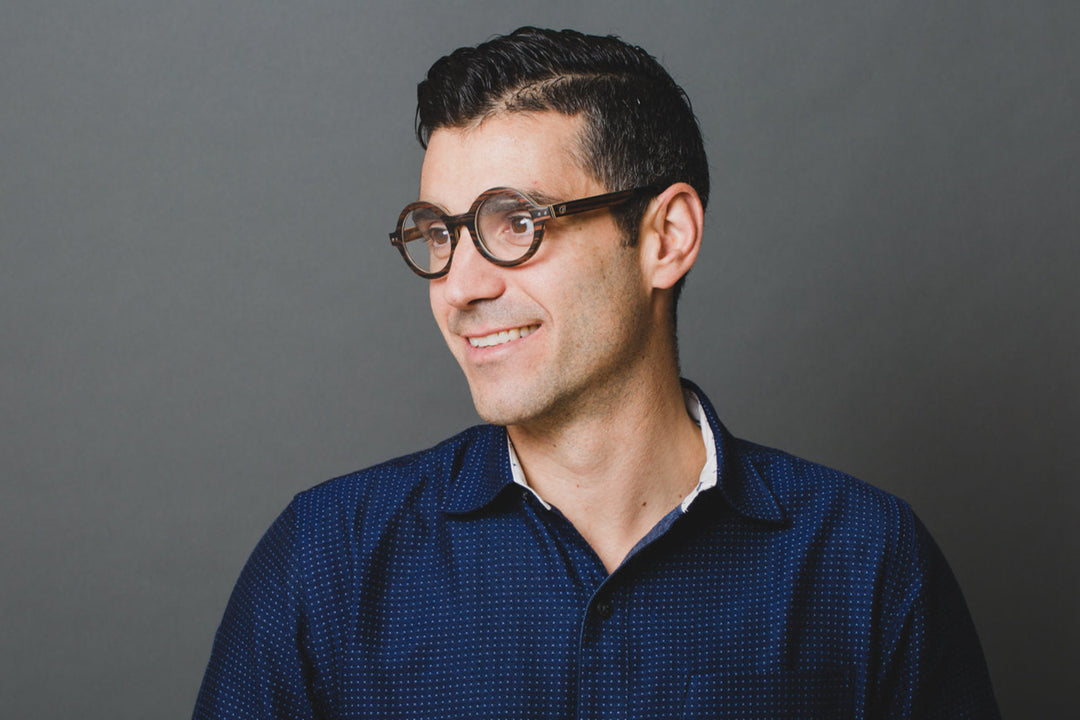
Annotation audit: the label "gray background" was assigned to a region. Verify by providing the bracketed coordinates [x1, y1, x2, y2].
[2, 1, 1077, 717]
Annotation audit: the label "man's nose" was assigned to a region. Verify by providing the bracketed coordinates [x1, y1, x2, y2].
[437, 228, 506, 308]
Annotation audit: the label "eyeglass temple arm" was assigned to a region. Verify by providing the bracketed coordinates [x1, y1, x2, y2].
[391, 227, 423, 244]
[549, 188, 642, 219]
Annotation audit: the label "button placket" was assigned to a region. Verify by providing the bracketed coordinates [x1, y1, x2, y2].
[577, 587, 628, 719]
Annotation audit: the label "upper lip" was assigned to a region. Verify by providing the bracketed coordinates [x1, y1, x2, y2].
[462, 323, 537, 339]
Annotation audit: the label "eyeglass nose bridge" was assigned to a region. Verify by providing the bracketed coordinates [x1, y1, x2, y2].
[429, 211, 481, 275]
[440, 210, 481, 245]
[426, 209, 493, 275]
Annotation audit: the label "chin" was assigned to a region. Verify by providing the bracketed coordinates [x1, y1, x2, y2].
[468, 384, 541, 427]
[470, 396, 525, 427]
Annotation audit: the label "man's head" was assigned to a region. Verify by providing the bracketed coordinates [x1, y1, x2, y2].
[415, 26, 709, 297]
[406, 28, 708, 429]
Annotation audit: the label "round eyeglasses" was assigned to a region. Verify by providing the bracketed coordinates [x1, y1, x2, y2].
[389, 186, 655, 278]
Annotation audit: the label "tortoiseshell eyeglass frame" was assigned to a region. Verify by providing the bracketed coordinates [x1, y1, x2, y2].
[389, 185, 657, 279]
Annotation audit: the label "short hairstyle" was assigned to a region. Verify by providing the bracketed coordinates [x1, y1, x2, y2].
[416, 27, 709, 306]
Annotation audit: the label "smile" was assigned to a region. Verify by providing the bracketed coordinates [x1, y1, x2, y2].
[468, 324, 540, 348]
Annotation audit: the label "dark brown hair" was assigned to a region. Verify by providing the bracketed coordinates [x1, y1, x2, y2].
[416, 27, 709, 305]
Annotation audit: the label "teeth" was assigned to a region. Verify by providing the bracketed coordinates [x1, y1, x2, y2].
[469, 324, 538, 348]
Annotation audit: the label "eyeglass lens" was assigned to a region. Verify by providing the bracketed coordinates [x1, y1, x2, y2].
[400, 190, 538, 274]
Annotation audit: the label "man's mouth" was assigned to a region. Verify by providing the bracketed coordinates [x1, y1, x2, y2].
[467, 324, 540, 348]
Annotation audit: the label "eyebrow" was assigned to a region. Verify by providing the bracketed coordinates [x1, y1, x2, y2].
[523, 189, 561, 206]
[418, 188, 565, 211]
[482, 194, 531, 212]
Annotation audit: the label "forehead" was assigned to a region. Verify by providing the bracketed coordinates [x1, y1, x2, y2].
[419, 111, 598, 211]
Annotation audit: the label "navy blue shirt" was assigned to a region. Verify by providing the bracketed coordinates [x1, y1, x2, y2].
[194, 382, 998, 718]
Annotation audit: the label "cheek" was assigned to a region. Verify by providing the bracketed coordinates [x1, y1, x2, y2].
[590, 250, 647, 309]
[429, 284, 446, 325]
[428, 287, 455, 346]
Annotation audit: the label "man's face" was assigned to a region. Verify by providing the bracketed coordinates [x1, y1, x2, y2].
[421, 111, 655, 429]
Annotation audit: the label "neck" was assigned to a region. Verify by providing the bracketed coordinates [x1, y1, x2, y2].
[507, 372, 705, 574]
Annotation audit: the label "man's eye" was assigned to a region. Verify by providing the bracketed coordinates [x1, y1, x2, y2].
[508, 214, 533, 235]
[424, 225, 452, 246]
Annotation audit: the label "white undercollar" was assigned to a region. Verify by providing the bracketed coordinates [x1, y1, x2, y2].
[506, 388, 717, 513]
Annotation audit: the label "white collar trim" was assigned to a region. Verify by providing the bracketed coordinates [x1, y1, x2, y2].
[506, 388, 716, 514]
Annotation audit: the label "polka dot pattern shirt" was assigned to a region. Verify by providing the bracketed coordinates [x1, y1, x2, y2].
[194, 381, 999, 718]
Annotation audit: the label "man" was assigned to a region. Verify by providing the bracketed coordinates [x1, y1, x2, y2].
[195, 27, 999, 718]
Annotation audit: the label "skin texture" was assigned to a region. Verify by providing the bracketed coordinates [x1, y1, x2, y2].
[422, 111, 707, 571]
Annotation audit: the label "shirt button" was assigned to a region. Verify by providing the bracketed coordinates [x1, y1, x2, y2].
[595, 601, 613, 620]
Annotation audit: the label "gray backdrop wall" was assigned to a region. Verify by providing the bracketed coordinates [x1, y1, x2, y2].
[3, 1, 1077, 717]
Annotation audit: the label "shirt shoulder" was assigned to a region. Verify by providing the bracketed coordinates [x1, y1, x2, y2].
[730, 434, 913, 539]
[287, 423, 500, 529]
[725, 435, 949, 634]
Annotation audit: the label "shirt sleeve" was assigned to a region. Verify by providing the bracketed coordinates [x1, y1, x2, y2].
[193, 501, 320, 720]
[872, 510, 1000, 719]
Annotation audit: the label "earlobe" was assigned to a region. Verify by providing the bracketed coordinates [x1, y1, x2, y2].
[641, 183, 704, 290]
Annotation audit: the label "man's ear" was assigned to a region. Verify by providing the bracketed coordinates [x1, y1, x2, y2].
[638, 182, 704, 290]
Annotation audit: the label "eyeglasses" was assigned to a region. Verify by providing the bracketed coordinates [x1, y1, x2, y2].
[389, 186, 655, 278]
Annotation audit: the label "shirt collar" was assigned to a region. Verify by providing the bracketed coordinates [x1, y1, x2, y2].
[507, 436, 551, 509]
[682, 378, 786, 525]
[442, 379, 786, 525]
[440, 424, 517, 515]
